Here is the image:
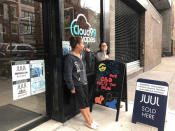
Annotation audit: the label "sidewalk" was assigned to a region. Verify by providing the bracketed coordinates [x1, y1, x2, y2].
[31, 56, 175, 131]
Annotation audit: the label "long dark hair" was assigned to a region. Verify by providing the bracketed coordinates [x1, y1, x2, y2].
[69, 36, 82, 50]
[98, 41, 110, 54]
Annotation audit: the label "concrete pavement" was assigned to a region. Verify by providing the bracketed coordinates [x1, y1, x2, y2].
[31, 56, 175, 131]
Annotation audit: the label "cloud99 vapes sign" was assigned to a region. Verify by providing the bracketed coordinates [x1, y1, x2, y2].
[70, 14, 96, 43]
[132, 78, 169, 131]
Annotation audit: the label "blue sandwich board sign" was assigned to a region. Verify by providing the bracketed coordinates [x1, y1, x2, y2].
[132, 78, 169, 131]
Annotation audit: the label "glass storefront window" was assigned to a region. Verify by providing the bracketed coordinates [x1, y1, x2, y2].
[3, 3, 9, 20]
[0, 1, 46, 128]
[0, 4, 3, 16]
[10, 5, 17, 18]
[21, 0, 34, 5]
[63, 0, 101, 53]
[0, 24, 2, 33]
[11, 23, 18, 34]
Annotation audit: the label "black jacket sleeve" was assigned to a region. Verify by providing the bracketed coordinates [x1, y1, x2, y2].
[82, 50, 92, 70]
[64, 55, 75, 90]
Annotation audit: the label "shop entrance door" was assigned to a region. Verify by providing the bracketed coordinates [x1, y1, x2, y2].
[0, 0, 46, 130]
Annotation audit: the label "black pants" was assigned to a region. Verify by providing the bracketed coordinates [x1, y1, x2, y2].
[75, 84, 89, 109]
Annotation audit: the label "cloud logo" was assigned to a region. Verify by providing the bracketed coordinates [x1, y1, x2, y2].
[70, 14, 96, 43]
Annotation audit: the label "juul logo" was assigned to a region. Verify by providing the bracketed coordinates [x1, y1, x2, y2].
[140, 94, 160, 106]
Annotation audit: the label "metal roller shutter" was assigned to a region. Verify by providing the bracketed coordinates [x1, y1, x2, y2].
[115, 0, 140, 69]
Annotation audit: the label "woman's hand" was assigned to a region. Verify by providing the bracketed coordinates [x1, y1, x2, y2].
[85, 48, 90, 53]
[71, 89, 76, 94]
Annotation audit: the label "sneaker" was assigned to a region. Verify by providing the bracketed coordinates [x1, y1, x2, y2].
[93, 120, 99, 127]
[85, 122, 97, 130]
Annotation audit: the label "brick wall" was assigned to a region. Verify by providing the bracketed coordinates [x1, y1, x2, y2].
[160, 8, 172, 56]
[109, 0, 115, 60]
[172, 1, 175, 55]
[3, 0, 19, 43]
[138, 0, 162, 71]
[34, 2, 43, 46]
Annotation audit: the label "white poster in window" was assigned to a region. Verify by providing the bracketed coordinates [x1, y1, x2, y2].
[30, 60, 45, 95]
[12, 61, 30, 82]
[11, 60, 31, 100]
[13, 80, 31, 100]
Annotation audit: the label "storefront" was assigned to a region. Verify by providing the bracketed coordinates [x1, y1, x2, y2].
[0, 0, 102, 130]
[0, 0, 147, 130]
[42, 0, 102, 123]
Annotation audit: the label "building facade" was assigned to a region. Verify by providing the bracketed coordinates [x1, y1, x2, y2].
[149, 0, 172, 56]
[0, 0, 165, 130]
[138, 0, 163, 71]
[0, 0, 43, 45]
[172, 0, 175, 55]
[108, 0, 162, 72]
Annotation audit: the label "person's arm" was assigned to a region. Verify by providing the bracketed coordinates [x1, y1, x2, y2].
[64, 55, 75, 92]
[83, 48, 92, 64]
[82, 49, 92, 72]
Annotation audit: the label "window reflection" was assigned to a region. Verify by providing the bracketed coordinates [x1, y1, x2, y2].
[80, 0, 100, 13]
[64, 0, 100, 53]
[0, 0, 44, 77]
[11, 23, 18, 34]
[0, 4, 3, 16]
[10, 5, 17, 18]
[64, 0, 100, 73]
[0, 0, 46, 116]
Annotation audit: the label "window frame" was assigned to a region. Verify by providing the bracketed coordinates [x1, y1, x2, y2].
[10, 5, 17, 18]
[0, 4, 3, 16]
[11, 22, 18, 35]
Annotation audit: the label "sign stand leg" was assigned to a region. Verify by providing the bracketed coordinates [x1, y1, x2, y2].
[90, 102, 93, 112]
[116, 99, 121, 121]
[132, 117, 137, 124]
[90, 84, 96, 112]
[123, 67, 128, 112]
[90, 96, 94, 112]
[125, 98, 128, 111]
[158, 126, 164, 131]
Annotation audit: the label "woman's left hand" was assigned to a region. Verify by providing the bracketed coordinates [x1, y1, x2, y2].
[71, 89, 76, 94]
[85, 48, 90, 53]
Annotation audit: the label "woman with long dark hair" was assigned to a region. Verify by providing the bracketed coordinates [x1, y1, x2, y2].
[96, 41, 110, 62]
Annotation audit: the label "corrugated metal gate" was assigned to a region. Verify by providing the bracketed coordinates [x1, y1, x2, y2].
[115, 0, 140, 71]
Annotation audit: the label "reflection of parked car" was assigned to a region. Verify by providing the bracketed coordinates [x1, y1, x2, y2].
[0, 52, 5, 57]
[0, 43, 8, 51]
[3, 43, 37, 57]
[0, 43, 8, 58]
